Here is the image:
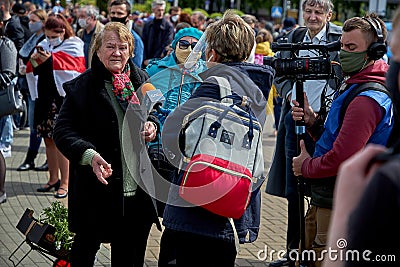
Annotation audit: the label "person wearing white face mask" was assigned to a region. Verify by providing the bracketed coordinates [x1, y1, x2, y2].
[167, 6, 181, 29]
[76, 5, 104, 68]
[17, 9, 48, 172]
[30, 13, 85, 199]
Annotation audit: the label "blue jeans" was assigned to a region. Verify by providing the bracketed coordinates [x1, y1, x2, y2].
[284, 110, 315, 250]
[28, 96, 42, 152]
[0, 115, 13, 147]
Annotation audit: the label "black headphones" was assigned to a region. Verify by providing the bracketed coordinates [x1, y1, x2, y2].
[362, 17, 387, 60]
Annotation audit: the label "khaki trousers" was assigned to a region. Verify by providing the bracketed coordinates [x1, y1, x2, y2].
[297, 205, 332, 267]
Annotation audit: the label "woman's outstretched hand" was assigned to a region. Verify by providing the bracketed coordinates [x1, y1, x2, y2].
[92, 154, 113, 185]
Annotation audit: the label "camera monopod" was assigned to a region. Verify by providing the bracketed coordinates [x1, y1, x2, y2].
[295, 78, 308, 267]
[268, 40, 341, 267]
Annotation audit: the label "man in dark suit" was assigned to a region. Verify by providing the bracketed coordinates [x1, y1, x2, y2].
[141, 0, 174, 67]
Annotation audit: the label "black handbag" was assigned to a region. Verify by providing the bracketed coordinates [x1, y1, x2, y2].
[0, 73, 23, 117]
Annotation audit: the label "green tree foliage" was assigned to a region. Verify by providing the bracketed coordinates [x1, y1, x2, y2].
[209, 12, 222, 19]
[78, 0, 96, 5]
[182, 7, 193, 14]
[193, 8, 209, 17]
[96, 0, 108, 13]
[229, 8, 243, 16]
[133, 3, 148, 13]
[242, 0, 272, 16]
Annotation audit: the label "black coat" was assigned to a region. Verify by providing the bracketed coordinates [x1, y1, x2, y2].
[34, 56, 62, 130]
[142, 18, 174, 61]
[4, 15, 25, 51]
[53, 55, 155, 239]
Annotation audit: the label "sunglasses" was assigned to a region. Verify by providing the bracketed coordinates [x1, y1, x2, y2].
[178, 40, 198, 50]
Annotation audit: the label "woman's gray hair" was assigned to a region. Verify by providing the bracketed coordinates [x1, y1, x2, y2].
[302, 0, 334, 14]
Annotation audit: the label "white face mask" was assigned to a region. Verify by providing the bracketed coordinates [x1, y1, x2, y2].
[46, 36, 63, 48]
[78, 18, 88, 29]
[171, 14, 179, 23]
[29, 21, 43, 33]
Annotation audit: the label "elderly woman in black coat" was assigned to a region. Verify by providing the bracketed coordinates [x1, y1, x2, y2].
[53, 22, 160, 267]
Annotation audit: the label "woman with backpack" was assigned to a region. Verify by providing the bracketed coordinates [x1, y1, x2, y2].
[159, 10, 275, 266]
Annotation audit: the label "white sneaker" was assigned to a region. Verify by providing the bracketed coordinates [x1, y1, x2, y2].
[0, 145, 11, 158]
[0, 193, 6, 204]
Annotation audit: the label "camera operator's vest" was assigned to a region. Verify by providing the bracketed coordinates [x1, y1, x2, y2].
[311, 83, 393, 209]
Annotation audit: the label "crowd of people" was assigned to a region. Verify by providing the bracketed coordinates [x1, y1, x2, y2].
[1, 0, 400, 266]
[0, 0, 289, 199]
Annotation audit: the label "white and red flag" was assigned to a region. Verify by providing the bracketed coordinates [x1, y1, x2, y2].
[26, 36, 86, 99]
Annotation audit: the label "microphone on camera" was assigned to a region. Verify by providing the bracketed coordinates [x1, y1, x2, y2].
[271, 39, 341, 52]
[141, 83, 165, 114]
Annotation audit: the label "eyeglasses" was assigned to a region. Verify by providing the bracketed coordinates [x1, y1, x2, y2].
[178, 40, 198, 50]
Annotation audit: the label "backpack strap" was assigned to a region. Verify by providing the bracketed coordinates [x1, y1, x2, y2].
[203, 75, 252, 253]
[291, 26, 308, 43]
[211, 76, 251, 108]
[211, 76, 234, 105]
[339, 82, 390, 130]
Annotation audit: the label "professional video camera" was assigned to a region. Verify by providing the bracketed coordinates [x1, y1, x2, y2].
[264, 39, 341, 267]
[264, 39, 341, 81]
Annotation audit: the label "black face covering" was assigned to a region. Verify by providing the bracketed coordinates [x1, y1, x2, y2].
[110, 16, 128, 24]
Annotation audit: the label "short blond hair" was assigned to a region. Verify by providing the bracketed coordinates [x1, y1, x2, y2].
[94, 22, 135, 57]
[205, 10, 255, 62]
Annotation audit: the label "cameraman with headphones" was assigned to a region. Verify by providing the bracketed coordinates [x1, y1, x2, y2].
[266, 0, 342, 266]
[291, 14, 393, 267]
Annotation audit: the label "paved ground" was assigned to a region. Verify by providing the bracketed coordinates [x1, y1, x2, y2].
[0, 115, 288, 266]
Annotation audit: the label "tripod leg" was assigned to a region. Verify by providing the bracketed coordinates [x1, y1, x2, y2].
[294, 80, 308, 267]
[297, 177, 308, 267]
